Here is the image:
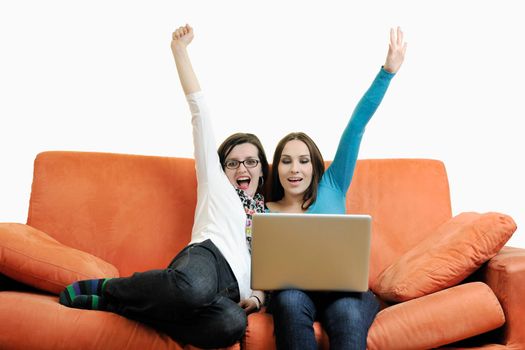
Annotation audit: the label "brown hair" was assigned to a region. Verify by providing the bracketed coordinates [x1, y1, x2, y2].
[218, 133, 269, 195]
[270, 132, 324, 210]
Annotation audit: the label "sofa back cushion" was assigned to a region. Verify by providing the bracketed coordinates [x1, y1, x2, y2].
[27, 153, 452, 282]
[27, 151, 197, 276]
[345, 159, 452, 285]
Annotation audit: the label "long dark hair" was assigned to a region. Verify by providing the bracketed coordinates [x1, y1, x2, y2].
[270, 132, 324, 210]
[218, 133, 269, 195]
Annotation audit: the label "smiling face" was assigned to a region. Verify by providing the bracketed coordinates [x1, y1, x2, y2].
[270, 132, 325, 210]
[223, 143, 263, 197]
[277, 140, 313, 199]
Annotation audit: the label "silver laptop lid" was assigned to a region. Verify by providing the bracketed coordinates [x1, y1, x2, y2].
[251, 213, 371, 292]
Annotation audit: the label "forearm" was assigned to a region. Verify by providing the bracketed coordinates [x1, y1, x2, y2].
[353, 67, 394, 124]
[328, 68, 394, 192]
[172, 44, 201, 95]
[187, 92, 221, 185]
[326, 27, 405, 192]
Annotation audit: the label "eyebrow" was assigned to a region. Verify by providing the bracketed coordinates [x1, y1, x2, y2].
[226, 157, 258, 160]
[281, 154, 311, 158]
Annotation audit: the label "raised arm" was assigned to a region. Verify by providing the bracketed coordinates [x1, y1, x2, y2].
[171, 25, 265, 313]
[171, 24, 201, 95]
[324, 27, 407, 193]
[171, 24, 220, 186]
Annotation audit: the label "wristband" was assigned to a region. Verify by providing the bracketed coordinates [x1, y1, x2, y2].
[250, 295, 261, 310]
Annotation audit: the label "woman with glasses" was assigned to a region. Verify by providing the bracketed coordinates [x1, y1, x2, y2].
[59, 24, 268, 349]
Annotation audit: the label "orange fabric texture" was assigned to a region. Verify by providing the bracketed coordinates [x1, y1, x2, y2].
[345, 159, 453, 285]
[1, 152, 523, 349]
[442, 346, 508, 350]
[243, 283, 506, 350]
[0, 291, 239, 350]
[367, 282, 506, 350]
[242, 311, 329, 350]
[374, 212, 517, 302]
[26, 151, 197, 277]
[483, 247, 525, 348]
[0, 223, 118, 294]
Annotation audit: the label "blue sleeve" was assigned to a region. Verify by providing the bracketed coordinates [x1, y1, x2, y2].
[322, 68, 395, 193]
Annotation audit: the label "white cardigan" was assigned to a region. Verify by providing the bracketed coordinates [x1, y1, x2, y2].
[185, 91, 252, 300]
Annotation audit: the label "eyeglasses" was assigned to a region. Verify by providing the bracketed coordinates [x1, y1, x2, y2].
[224, 159, 260, 169]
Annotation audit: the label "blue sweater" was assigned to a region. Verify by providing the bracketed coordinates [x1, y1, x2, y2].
[307, 68, 394, 214]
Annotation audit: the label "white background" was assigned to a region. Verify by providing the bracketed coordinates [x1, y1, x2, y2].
[1, 1, 523, 247]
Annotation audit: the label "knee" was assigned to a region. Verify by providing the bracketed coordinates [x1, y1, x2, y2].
[174, 284, 214, 309]
[273, 289, 309, 308]
[211, 306, 247, 347]
[354, 291, 379, 322]
[327, 292, 379, 327]
[223, 306, 247, 339]
[167, 271, 216, 309]
[272, 289, 314, 319]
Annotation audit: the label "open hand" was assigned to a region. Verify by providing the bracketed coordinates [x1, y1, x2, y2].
[383, 27, 407, 74]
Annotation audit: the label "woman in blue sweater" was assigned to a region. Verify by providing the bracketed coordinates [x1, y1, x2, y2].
[266, 27, 407, 350]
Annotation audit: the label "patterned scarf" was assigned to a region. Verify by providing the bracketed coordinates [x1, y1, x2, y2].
[235, 188, 265, 254]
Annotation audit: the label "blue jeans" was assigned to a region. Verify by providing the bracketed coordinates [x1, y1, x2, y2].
[103, 239, 246, 349]
[269, 289, 379, 350]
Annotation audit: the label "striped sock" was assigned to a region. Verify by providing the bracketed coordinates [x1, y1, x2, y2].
[71, 295, 107, 310]
[59, 278, 111, 307]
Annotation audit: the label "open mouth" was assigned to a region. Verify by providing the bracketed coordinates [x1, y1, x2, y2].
[287, 177, 303, 184]
[236, 176, 251, 190]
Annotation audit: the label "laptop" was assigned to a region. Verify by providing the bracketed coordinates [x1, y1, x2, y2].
[250, 213, 372, 292]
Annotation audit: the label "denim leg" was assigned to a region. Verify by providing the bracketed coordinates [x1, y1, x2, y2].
[162, 295, 247, 349]
[104, 239, 239, 326]
[320, 290, 379, 350]
[270, 289, 317, 350]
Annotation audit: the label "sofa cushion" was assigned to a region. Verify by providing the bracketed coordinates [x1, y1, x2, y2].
[367, 282, 505, 350]
[243, 310, 328, 350]
[27, 152, 197, 277]
[0, 223, 119, 294]
[0, 292, 192, 350]
[374, 212, 516, 302]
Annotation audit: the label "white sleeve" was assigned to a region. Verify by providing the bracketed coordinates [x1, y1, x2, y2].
[186, 92, 223, 184]
[185, 92, 253, 299]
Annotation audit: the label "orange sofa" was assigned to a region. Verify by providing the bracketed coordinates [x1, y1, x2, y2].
[0, 151, 523, 350]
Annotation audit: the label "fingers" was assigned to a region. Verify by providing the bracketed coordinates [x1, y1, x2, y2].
[238, 298, 258, 313]
[172, 27, 182, 40]
[172, 24, 193, 40]
[173, 26, 185, 40]
[389, 26, 405, 49]
[397, 26, 404, 46]
[384, 26, 407, 73]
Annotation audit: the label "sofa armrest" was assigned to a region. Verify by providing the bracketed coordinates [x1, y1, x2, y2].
[480, 245, 525, 348]
[0, 223, 119, 294]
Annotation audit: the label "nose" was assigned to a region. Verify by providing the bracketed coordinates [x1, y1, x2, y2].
[237, 162, 249, 172]
[290, 160, 300, 174]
